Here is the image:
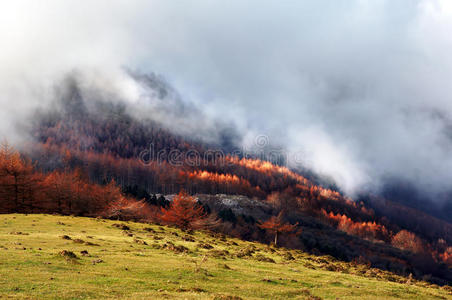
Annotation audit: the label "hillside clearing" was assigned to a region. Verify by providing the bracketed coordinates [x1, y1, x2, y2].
[0, 214, 450, 299]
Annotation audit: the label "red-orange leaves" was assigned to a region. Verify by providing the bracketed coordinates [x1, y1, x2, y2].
[160, 191, 207, 230]
[258, 212, 299, 246]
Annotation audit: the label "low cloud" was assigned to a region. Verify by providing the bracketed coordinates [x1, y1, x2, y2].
[2, 1, 452, 199]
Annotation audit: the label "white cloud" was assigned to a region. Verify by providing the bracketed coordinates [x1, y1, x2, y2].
[1, 1, 452, 197]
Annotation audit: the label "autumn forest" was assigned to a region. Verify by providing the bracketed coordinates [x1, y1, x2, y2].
[0, 77, 451, 287]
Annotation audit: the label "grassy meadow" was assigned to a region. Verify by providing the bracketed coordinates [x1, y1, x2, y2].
[0, 214, 450, 299]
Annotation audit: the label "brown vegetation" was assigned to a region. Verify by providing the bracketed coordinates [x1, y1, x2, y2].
[160, 192, 207, 230]
[258, 212, 299, 246]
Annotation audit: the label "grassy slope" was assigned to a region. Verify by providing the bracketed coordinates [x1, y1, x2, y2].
[0, 214, 450, 300]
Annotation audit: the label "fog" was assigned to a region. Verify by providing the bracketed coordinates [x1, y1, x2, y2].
[1, 1, 452, 198]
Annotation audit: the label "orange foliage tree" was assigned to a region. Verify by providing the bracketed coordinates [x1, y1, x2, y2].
[440, 247, 452, 266]
[321, 210, 390, 242]
[258, 212, 299, 246]
[160, 191, 207, 230]
[103, 195, 147, 220]
[391, 230, 425, 254]
[40, 169, 103, 215]
[0, 142, 37, 212]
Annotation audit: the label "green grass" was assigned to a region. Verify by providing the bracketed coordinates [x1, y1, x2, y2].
[0, 214, 450, 299]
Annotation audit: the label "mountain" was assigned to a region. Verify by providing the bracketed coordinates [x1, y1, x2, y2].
[0, 73, 450, 285]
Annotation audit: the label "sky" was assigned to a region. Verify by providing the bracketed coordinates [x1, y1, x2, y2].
[1, 0, 452, 197]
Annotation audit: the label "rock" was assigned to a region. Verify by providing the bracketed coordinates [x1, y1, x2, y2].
[92, 259, 103, 264]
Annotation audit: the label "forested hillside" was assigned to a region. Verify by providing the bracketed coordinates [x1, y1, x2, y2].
[0, 76, 450, 286]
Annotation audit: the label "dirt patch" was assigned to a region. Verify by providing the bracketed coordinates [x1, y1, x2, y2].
[162, 242, 189, 253]
[209, 249, 230, 259]
[113, 223, 130, 231]
[58, 250, 79, 263]
[134, 238, 148, 245]
[84, 241, 100, 246]
[197, 242, 213, 249]
[182, 235, 195, 242]
[209, 232, 227, 241]
[175, 287, 206, 293]
[298, 289, 322, 300]
[282, 252, 295, 261]
[9, 231, 29, 235]
[212, 295, 243, 300]
[122, 231, 134, 237]
[92, 259, 104, 264]
[236, 246, 256, 258]
[254, 254, 275, 263]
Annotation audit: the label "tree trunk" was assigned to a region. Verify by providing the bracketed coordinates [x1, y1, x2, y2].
[274, 231, 278, 247]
